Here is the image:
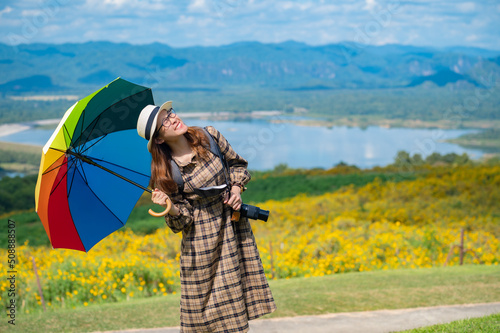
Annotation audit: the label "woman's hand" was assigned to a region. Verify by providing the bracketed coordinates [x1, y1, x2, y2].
[152, 188, 179, 216]
[224, 186, 242, 211]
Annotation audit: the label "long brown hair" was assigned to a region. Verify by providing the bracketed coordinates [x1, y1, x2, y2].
[149, 126, 210, 193]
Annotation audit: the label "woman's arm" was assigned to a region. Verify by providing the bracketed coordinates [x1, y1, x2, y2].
[206, 126, 251, 188]
[152, 188, 193, 233]
[206, 126, 250, 211]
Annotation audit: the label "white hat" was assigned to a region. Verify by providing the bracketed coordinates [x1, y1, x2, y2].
[137, 101, 173, 152]
[160, 101, 172, 113]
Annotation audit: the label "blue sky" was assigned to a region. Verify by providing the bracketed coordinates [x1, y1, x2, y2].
[1, 0, 499, 50]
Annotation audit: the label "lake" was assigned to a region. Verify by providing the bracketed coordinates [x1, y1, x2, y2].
[0, 116, 484, 171]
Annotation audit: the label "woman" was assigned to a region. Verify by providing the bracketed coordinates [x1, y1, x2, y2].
[136, 101, 276, 332]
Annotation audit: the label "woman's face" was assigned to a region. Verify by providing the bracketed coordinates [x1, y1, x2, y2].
[154, 108, 188, 144]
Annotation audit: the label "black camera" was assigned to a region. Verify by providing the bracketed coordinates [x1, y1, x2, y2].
[239, 204, 269, 222]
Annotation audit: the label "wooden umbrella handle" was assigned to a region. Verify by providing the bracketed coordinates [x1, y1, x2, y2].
[148, 197, 172, 217]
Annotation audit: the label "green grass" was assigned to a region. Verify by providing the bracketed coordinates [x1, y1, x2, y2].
[0, 141, 41, 155]
[0, 211, 50, 247]
[400, 313, 500, 333]
[242, 171, 419, 203]
[0, 141, 41, 174]
[265, 264, 500, 318]
[0, 167, 423, 244]
[5, 265, 499, 333]
[1, 155, 496, 245]
[446, 128, 500, 154]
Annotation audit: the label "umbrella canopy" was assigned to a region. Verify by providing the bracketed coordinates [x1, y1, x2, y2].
[35, 78, 154, 252]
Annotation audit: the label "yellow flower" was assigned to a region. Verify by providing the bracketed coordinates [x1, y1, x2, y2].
[2, 164, 499, 314]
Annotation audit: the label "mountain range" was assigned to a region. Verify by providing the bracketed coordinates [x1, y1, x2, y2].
[1, 41, 499, 94]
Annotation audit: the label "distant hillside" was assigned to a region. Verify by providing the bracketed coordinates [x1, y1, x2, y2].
[0, 75, 62, 93]
[0, 41, 499, 93]
[406, 69, 483, 88]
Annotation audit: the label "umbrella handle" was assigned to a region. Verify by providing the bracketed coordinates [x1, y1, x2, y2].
[148, 197, 172, 217]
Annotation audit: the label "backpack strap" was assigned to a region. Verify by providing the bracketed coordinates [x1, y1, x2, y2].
[202, 127, 229, 177]
[170, 127, 229, 193]
[170, 159, 184, 193]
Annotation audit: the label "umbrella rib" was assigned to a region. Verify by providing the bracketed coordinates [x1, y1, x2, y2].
[79, 132, 108, 156]
[68, 159, 85, 195]
[78, 158, 90, 187]
[42, 149, 71, 175]
[67, 157, 81, 197]
[74, 135, 151, 184]
[81, 107, 86, 146]
[43, 148, 76, 176]
[60, 165, 125, 253]
[37, 81, 153, 252]
[74, 167, 127, 226]
[49, 157, 77, 196]
[73, 111, 95, 150]
[77, 107, 88, 149]
[70, 88, 151, 148]
[65, 150, 151, 193]
[43, 159, 70, 176]
[96, 88, 150, 118]
[62, 124, 73, 147]
[89, 156, 151, 180]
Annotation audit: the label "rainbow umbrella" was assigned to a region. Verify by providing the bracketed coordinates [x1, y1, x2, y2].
[35, 78, 157, 252]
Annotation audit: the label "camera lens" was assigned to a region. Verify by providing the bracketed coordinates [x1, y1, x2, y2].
[257, 209, 269, 222]
[240, 204, 269, 222]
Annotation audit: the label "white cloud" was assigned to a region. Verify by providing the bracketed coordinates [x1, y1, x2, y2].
[40, 24, 62, 35]
[470, 17, 487, 28]
[99, 0, 153, 7]
[81, 0, 169, 13]
[278, 1, 313, 12]
[0, 0, 499, 50]
[457, 2, 475, 13]
[465, 34, 478, 41]
[188, 0, 209, 13]
[0, 6, 13, 16]
[311, 4, 340, 14]
[177, 15, 196, 25]
[178, 15, 214, 28]
[69, 18, 88, 29]
[364, 0, 377, 11]
[404, 30, 420, 45]
[103, 0, 128, 6]
[372, 33, 399, 46]
[21, 9, 45, 16]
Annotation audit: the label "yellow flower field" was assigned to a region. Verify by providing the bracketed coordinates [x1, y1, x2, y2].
[1, 229, 182, 313]
[1, 165, 499, 314]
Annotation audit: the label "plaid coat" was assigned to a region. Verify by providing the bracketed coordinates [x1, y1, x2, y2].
[165, 126, 276, 332]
